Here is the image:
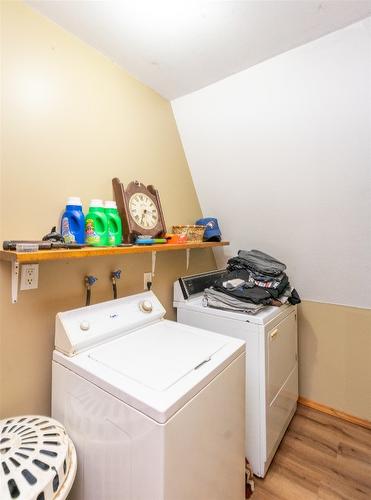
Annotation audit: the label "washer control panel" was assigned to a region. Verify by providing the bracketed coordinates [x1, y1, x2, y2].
[55, 291, 165, 356]
[139, 300, 153, 313]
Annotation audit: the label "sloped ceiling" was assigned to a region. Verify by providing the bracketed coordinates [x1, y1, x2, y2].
[27, 0, 371, 99]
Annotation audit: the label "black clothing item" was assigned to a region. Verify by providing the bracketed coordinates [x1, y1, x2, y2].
[212, 271, 290, 305]
[288, 288, 301, 305]
[228, 249, 286, 278]
[265, 274, 289, 298]
[226, 260, 287, 286]
[214, 284, 273, 305]
[227, 256, 252, 272]
[238, 249, 286, 276]
[215, 270, 288, 295]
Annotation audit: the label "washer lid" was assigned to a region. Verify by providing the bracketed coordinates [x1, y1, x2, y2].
[53, 319, 245, 423]
[88, 320, 227, 391]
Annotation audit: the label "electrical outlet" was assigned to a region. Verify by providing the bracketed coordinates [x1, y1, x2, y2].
[20, 264, 39, 290]
[144, 272, 152, 290]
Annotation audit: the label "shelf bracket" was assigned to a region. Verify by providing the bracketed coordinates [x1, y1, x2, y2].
[186, 248, 191, 271]
[151, 251, 157, 280]
[11, 260, 20, 304]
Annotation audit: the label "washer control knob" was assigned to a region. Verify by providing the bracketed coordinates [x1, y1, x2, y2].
[80, 321, 90, 331]
[139, 300, 153, 313]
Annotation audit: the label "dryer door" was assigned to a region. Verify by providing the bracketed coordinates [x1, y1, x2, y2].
[266, 309, 298, 461]
[267, 310, 297, 404]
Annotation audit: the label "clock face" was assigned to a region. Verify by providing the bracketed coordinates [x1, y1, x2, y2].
[129, 193, 159, 230]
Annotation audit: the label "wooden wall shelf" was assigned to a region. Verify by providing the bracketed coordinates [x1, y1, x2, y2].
[0, 241, 229, 263]
[0, 241, 229, 304]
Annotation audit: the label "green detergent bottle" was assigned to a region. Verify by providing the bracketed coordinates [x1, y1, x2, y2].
[85, 199, 108, 246]
[104, 200, 122, 246]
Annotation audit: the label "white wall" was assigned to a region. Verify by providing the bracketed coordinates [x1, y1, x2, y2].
[172, 18, 371, 309]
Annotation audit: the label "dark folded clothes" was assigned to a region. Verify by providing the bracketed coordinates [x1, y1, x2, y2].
[214, 285, 273, 305]
[228, 257, 283, 282]
[228, 249, 286, 277]
[205, 249, 301, 310]
[225, 264, 287, 289]
[213, 271, 289, 304]
[203, 288, 265, 314]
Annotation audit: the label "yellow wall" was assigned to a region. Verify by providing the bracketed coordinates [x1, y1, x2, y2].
[0, 1, 215, 417]
[298, 301, 371, 421]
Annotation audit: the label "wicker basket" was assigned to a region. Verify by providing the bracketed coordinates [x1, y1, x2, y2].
[172, 225, 206, 242]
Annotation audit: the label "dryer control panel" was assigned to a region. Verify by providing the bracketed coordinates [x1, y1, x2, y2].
[174, 269, 228, 302]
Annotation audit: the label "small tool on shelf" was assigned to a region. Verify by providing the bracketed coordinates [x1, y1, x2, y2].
[85, 275, 98, 306]
[42, 226, 64, 242]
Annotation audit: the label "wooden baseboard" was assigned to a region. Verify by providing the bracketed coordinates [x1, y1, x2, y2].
[298, 397, 371, 430]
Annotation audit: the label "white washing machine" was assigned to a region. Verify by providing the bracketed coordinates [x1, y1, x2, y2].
[52, 291, 245, 500]
[173, 270, 298, 477]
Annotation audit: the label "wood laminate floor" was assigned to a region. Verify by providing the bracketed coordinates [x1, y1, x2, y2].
[253, 404, 371, 500]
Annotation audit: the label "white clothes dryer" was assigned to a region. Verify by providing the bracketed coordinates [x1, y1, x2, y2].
[52, 291, 245, 500]
[174, 270, 298, 477]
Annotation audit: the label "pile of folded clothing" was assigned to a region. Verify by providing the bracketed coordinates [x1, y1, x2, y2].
[203, 249, 300, 314]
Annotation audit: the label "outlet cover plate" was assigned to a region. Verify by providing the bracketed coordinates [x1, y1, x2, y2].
[20, 264, 39, 290]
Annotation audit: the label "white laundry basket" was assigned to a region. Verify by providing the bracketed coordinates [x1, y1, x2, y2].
[0, 415, 77, 500]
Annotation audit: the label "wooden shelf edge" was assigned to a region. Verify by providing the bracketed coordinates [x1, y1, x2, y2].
[0, 241, 229, 263]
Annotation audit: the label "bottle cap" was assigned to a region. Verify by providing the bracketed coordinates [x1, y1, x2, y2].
[66, 197, 82, 206]
[104, 201, 117, 209]
[90, 199, 104, 208]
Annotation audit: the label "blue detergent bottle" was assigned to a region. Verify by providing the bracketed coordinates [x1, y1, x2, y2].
[60, 197, 85, 244]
